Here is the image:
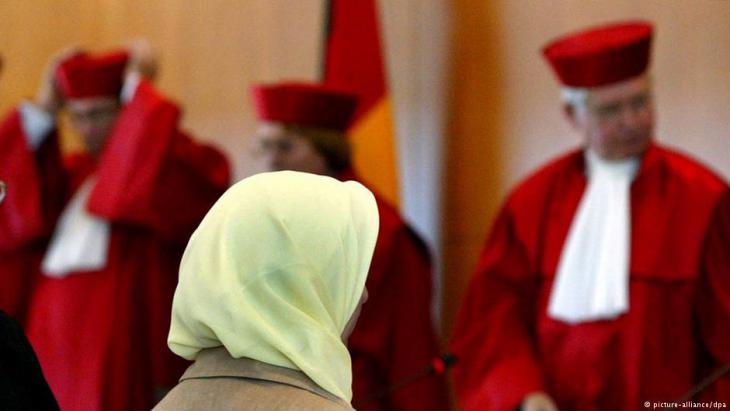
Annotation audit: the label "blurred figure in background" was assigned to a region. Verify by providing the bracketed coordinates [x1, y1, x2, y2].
[0, 42, 230, 410]
[156, 171, 379, 410]
[250, 82, 450, 411]
[0, 55, 59, 411]
[450, 21, 730, 411]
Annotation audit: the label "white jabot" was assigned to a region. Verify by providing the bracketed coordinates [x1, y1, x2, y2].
[41, 177, 111, 277]
[547, 149, 639, 324]
[36, 73, 138, 278]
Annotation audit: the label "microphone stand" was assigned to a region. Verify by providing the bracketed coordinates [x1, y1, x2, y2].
[678, 362, 730, 402]
[353, 353, 457, 408]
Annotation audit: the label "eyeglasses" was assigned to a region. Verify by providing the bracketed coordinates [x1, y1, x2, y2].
[589, 93, 652, 121]
[67, 105, 120, 124]
[253, 138, 295, 156]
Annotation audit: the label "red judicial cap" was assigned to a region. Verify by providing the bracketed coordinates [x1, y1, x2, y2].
[56, 50, 129, 99]
[542, 21, 653, 88]
[251, 82, 359, 132]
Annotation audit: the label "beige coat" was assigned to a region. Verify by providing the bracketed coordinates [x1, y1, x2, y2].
[153, 347, 355, 411]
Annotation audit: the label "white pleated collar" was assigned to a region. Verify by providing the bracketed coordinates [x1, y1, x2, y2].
[547, 149, 639, 324]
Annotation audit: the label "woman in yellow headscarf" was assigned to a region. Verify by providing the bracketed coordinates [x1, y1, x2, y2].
[155, 171, 379, 411]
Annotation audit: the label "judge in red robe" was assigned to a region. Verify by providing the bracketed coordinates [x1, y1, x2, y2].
[249, 82, 450, 411]
[450, 21, 730, 411]
[0, 46, 230, 411]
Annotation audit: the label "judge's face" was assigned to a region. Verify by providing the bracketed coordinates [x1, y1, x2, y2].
[567, 75, 654, 161]
[253, 122, 331, 176]
[66, 96, 121, 157]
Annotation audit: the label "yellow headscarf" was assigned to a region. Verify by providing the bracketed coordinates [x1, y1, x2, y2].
[167, 171, 379, 402]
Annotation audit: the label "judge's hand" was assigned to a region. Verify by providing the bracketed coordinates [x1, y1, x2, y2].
[35, 46, 81, 114]
[522, 392, 559, 411]
[126, 39, 159, 82]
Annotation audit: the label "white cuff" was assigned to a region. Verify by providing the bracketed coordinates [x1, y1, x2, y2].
[19, 101, 55, 150]
[121, 72, 141, 103]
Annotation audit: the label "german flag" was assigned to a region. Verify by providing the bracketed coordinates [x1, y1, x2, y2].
[323, 0, 400, 207]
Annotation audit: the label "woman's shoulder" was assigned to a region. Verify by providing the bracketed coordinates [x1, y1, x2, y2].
[154, 376, 354, 411]
[154, 349, 354, 411]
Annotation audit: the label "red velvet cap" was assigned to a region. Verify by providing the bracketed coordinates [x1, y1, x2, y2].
[251, 82, 359, 132]
[542, 21, 653, 88]
[56, 51, 129, 99]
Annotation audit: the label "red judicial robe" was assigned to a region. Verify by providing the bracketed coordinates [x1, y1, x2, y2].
[340, 171, 450, 411]
[0, 109, 66, 322]
[451, 144, 730, 411]
[0, 81, 230, 411]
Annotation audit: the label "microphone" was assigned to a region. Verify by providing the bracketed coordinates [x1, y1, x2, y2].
[678, 362, 730, 402]
[353, 353, 458, 408]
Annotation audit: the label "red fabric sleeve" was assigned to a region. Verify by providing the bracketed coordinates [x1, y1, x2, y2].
[0, 109, 65, 251]
[0, 109, 66, 319]
[697, 189, 730, 402]
[450, 204, 545, 411]
[87, 81, 230, 242]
